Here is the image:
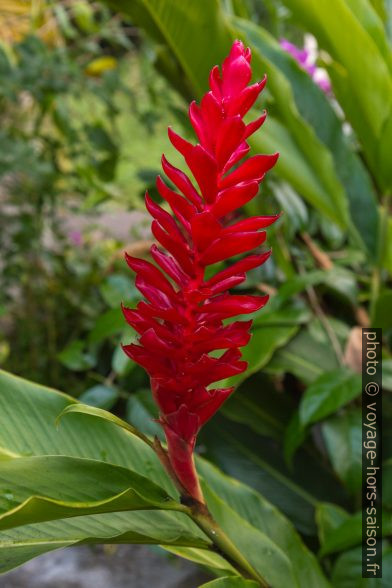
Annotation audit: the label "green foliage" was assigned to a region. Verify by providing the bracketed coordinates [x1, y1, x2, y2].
[199, 579, 260, 588]
[1, 0, 391, 584]
[0, 455, 182, 530]
[0, 370, 329, 587]
[0, 30, 123, 386]
[299, 368, 361, 427]
[282, 0, 392, 191]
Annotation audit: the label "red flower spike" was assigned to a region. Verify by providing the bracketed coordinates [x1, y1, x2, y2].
[122, 40, 279, 503]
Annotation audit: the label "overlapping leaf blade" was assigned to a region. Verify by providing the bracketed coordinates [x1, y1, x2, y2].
[232, 16, 379, 256]
[198, 460, 330, 588]
[282, 0, 392, 190]
[0, 369, 330, 586]
[0, 510, 207, 574]
[0, 456, 186, 530]
[201, 415, 348, 536]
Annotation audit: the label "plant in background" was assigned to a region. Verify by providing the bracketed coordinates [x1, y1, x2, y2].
[103, 5, 392, 582]
[0, 2, 192, 394]
[0, 5, 132, 388]
[122, 40, 278, 504]
[0, 40, 289, 588]
[280, 37, 331, 93]
[0, 35, 110, 384]
[1, 2, 391, 586]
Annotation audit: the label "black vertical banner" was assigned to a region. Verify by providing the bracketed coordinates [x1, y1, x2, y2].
[362, 328, 382, 578]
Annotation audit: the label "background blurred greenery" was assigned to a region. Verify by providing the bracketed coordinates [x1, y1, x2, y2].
[0, 0, 391, 585]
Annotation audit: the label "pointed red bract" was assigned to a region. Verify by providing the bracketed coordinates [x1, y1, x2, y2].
[122, 40, 279, 502]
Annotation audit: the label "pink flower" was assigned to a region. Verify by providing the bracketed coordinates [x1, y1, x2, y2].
[122, 41, 279, 502]
[69, 230, 83, 247]
[280, 38, 332, 94]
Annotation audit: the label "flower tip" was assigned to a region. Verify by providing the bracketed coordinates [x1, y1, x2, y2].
[124, 251, 140, 273]
[232, 39, 245, 51]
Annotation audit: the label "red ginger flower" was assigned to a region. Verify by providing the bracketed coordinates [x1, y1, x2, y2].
[122, 40, 279, 503]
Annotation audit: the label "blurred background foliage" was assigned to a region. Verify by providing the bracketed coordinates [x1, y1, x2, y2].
[0, 0, 391, 584]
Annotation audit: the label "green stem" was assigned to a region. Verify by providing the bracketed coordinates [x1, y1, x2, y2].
[188, 502, 269, 586]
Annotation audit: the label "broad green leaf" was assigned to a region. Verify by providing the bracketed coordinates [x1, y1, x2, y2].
[0, 456, 187, 531]
[199, 578, 259, 588]
[0, 452, 16, 462]
[0, 371, 157, 472]
[232, 17, 379, 256]
[345, 0, 392, 69]
[370, 0, 388, 24]
[201, 491, 295, 586]
[299, 368, 361, 427]
[202, 415, 348, 536]
[0, 374, 210, 570]
[0, 510, 207, 574]
[0, 369, 331, 581]
[232, 18, 363, 240]
[322, 409, 362, 494]
[266, 329, 340, 384]
[199, 460, 330, 588]
[283, 0, 392, 190]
